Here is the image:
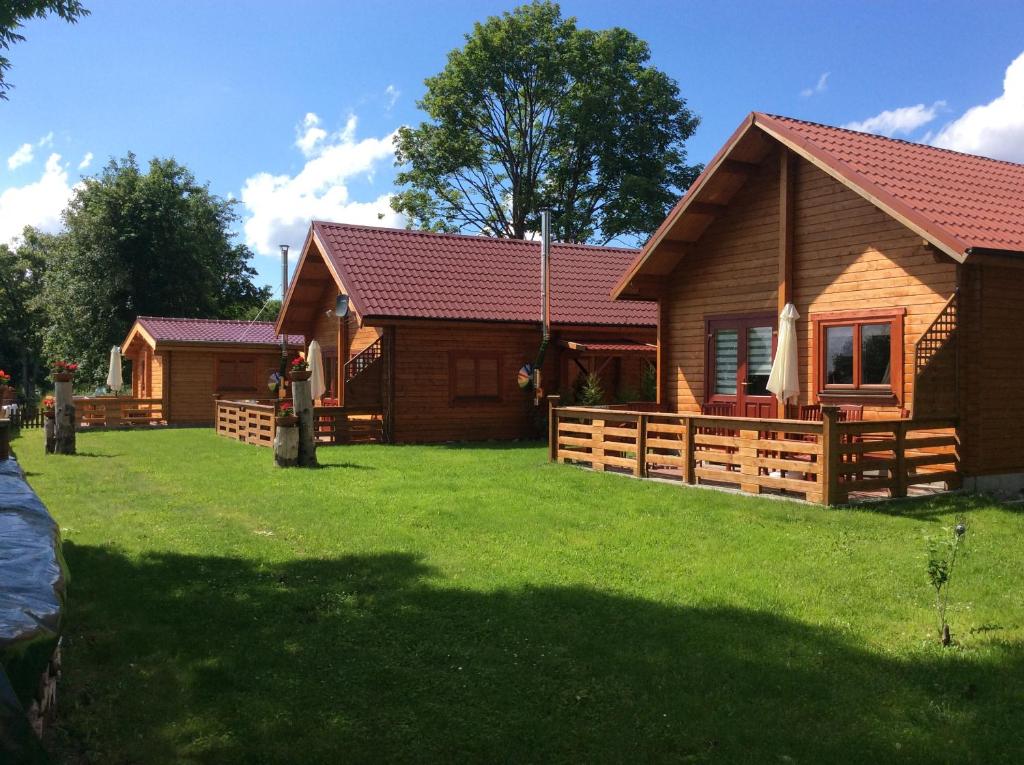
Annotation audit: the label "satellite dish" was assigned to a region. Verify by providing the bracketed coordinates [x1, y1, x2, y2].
[335, 294, 350, 317]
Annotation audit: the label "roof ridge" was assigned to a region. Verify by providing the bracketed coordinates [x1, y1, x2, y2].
[312, 220, 639, 253]
[138, 316, 277, 326]
[761, 112, 1024, 169]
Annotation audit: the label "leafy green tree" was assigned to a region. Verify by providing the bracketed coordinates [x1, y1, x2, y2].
[392, 1, 701, 244]
[41, 154, 272, 383]
[0, 0, 89, 99]
[0, 228, 51, 400]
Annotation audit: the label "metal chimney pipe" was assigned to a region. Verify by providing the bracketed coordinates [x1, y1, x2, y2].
[280, 244, 290, 359]
[540, 210, 551, 340]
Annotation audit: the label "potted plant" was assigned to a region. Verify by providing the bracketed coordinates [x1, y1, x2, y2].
[276, 403, 298, 427]
[287, 356, 311, 381]
[0, 369, 11, 401]
[42, 396, 56, 419]
[51, 360, 79, 382]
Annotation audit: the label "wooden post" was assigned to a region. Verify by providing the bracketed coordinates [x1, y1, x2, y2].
[0, 418, 10, 462]
[893, 421, 907, 498]
[683, 416, 695, 484]
[635, 414, 648, 478]
[547, 395, 561, 462]
[657, 300, 669, 408]
[738, 427, 759, 494]
[51, 379, 76, 455]
[778, 148, 795, 315]
[293, 378, 318, 468]
[337, 313, 348, 408]
[821, 405, 841, 506]
[592, 417, 605, 471]
[273, 421, 299, 467]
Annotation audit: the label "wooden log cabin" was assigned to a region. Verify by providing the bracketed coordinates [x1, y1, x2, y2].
[592, 112, 1024, 498]
[121, 317, 303, 425]
[275, 222, 656, 443]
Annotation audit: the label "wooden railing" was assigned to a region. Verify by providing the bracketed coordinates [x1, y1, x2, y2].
[549, 399, 959, 506]
[215, 400, 277, 447]
[74, 397, 165, 428]
[215, 399, 384, 447]
[345, 337, 382, 380]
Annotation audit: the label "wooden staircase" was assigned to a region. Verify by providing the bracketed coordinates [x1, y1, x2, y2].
[344, 337, 384, 408]
[913, 290, 959, 418]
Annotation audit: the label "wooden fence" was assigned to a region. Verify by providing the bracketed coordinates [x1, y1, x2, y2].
[215, 399, 384, 447]
[549, 401, 959, 505]
[75, 397, 165, 428]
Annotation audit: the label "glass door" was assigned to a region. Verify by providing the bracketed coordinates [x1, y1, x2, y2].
[706, 316, 777, 418]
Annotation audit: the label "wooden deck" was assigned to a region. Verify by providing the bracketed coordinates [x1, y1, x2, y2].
[215, 399, 384, 448]
[549, 401, 960, 506]
[75, 397, 165, 428]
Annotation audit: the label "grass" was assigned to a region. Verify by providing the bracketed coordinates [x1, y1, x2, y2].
[11, 428, 1024, 764]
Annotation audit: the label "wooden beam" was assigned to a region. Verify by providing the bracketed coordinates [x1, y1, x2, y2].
[685, 201, 727, 216]
[720, 158, 760, 176]
[623, 275, 668, 299]
[656, 299, 669, 407]
[778, 149, 795, 314]
[337, 315, 348, 407]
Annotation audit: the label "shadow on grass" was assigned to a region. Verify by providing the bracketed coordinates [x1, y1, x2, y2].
[55, 544, 1023, 764]
[849, 491, 1023, 521]
[438, 439, 546, 451]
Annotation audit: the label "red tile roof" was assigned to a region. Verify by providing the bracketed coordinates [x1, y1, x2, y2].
[312, 222, 655, 327]
[136, 316, 303, 347]
[759, 113, 1024, 255]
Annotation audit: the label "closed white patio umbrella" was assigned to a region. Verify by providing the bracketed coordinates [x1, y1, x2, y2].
[766, 303, 800, 408]
[308, 340, 326, 403]
[106, 346, 124, 395]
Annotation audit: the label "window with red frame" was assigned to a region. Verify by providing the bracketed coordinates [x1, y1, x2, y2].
[449, 352, 501, 403]
[813, 309, 904, 402]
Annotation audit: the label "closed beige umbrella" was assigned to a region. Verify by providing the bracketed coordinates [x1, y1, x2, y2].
[767, 303, 800, 407]
[308, 340, 326, 403]
[106, 346, 124, 395]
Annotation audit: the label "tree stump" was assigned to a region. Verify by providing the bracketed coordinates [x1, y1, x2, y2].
[273, 423, 299, 467]
[52, 380, 76, 455]
[292, 378, 318, 468]
[44, 416, 56, 453]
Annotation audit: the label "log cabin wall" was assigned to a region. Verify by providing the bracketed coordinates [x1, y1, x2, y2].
[310, 289, 382, 358]
[957, 262, 1024, 477]
[664, 150, 958, 418]
[165, 348, 284, 424]
[390, 323, 545, 443]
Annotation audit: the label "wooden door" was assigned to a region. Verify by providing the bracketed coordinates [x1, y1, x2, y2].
[706, 316, 777, 418]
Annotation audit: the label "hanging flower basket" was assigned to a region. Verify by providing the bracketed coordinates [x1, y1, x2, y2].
[287, 355, 310, 380]
[276, 404, 298, 427]
[42, 397, 56, 418]
[50, 360, 78, 382]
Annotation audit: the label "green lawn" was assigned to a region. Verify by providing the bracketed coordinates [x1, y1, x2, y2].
[11, 429, 1024, 764]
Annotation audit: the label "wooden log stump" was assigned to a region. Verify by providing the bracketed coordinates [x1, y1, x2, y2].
[273, 422, 299, 467]
[44, 414, 56, 453]
[0, 418, 10, 461]
[293, 378, 318, 468]
[52, 380, 76, 455]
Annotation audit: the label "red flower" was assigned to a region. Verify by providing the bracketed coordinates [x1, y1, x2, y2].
[290, 356, 306, 368]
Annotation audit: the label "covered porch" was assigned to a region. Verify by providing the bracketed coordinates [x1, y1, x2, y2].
[548, 399, 960, 506]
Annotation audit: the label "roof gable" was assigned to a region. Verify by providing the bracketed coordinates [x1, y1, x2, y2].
[614, 112, 1024, 299]
[289, 222, 655, 327]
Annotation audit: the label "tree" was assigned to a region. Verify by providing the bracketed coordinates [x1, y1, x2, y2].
[0, 228, 51, 401]
[392, 1, 701, 244]
[0, 0, 89, 99]
[41, 154, 272, 383]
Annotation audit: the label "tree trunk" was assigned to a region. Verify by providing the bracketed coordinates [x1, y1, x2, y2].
[52, 380, 76, 455]
[293, 379, 318, 468]
[273, 423, 299, 467]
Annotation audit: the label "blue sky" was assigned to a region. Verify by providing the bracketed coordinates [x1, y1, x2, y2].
[2, 0, 1023, 290]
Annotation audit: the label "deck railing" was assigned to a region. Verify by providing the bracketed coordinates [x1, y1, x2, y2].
[215, 399, 384, 447]
[549, 400, 959, 505]
[74, 397, 165, 428]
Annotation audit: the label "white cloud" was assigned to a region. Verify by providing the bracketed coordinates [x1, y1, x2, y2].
[930, 51, 1024, 162]
[37, 132, 54, 149]
[800, 72, 829, 98]
[843, 101, 945, 137]
[241, 113, 402, 256]
[78, 151, 94, 170]
[7, 143, 34, 170]
[385, 84, 400, 109]
[295, 112, 328, 158]
[0, 153, 77, 244]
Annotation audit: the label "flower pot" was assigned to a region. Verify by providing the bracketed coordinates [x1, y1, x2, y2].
[52, 372, 74, 382]
[44, 410, 55, 419]
[276, 415, 298, 427]
[288, 370, 311, 382]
